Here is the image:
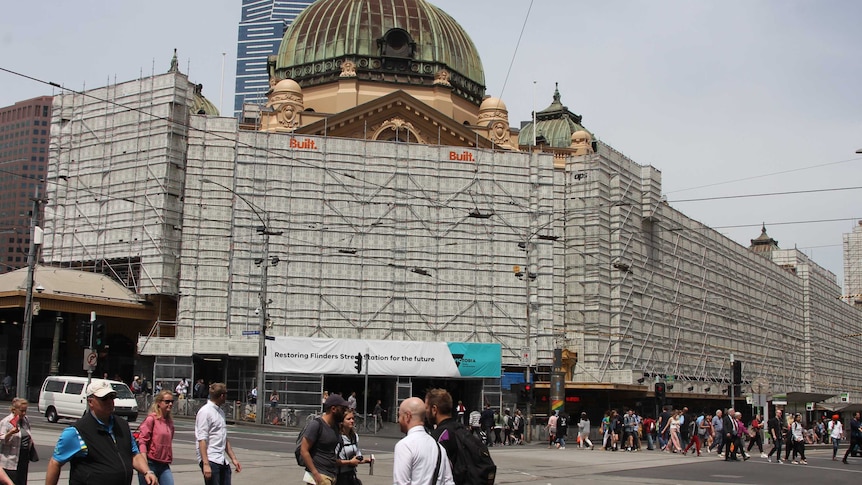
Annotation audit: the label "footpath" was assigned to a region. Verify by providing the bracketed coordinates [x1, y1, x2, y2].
[26, 416, 837, 484]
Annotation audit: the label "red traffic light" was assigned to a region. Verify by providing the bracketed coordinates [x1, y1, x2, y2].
[524, 384, 531, 391]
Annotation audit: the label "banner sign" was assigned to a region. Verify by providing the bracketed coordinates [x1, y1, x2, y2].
[265, 337, 501, 378]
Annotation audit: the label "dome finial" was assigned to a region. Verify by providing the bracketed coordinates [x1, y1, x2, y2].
[553, 82, 561, 104]
[168, 48, 179, 73]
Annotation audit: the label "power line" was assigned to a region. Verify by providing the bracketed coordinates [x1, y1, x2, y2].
[666, 156, 862, 195]
[497, 0, 534, 100]
[670, 186, 862, 203]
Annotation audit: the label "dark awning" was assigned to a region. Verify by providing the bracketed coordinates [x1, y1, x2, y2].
[781, 392, 837, 403]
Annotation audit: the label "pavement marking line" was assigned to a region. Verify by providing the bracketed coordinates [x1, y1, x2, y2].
[710, 475, 744, 478]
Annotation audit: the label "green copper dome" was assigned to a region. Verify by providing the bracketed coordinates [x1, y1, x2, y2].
[519, 84, 590, 148]
[274, 0, 486, 104]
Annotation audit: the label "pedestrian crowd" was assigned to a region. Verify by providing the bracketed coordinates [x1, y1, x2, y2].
[24, 379, 862, 485]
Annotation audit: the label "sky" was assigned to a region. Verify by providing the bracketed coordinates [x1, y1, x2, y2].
[2, 0, 860, 291]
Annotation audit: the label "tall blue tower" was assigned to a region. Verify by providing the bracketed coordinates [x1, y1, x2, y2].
[235, 0, 315, 118]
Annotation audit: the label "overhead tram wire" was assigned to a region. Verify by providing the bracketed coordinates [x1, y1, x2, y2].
[496, 0, 534, 101]
[669, 185, 862, 203]
[665, 156, 862, 195]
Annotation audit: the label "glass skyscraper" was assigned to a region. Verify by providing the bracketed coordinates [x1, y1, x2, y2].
[235, 0, 315, 117]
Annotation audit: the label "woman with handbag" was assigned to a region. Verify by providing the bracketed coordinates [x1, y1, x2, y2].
[136, 390, 176, 485]
[336, 410, 371, 485]
[0, 398, 33, 484]
[746, 413, 765, 457]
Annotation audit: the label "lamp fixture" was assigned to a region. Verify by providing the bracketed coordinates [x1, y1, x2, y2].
[704, 387, 711, 392]
[637, 377, 645, 384]
[687, 386, 694, 392]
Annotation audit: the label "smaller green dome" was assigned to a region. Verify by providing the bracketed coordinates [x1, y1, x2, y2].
[519, 84, 590, 148]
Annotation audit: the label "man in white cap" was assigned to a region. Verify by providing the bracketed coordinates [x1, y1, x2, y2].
[299, 392, 349, 485]
[45, 379, 157, 485]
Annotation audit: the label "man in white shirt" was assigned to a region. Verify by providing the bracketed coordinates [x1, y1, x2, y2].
[393, 397, 454, 485]
[195, 382, 241, 484]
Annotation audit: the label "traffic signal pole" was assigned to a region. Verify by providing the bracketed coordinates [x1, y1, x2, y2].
[86, 311, 96, 388]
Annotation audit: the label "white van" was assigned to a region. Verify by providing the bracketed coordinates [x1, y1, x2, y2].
[38, 376, 138, 422]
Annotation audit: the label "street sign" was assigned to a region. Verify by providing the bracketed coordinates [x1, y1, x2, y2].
[242, 330, 260, 336]
[83, 349, 97, 371]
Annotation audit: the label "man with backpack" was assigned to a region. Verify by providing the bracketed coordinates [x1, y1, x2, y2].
[298, 393, 349, 485]
[425, 388, 496, 485]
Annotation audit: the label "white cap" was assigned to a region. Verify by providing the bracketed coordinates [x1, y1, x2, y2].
[87, 380, 117, 398]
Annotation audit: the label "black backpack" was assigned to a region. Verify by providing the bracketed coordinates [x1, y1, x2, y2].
[437, 420, 496, 485]
[294, 417, 323, 467]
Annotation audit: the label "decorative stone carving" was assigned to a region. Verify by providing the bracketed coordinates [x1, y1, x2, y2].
[570, 130, 594, 155]
[262, 79, 304, 132]
[340, 60, 357, 78]
[491, 121, 510, 147]
[433, 69, 451, 87]
[276, 104, 299, 129]
[370, 117, 427, 144]
[478, 97, 514, 149]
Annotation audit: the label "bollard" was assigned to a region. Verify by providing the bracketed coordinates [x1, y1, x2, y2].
[369, 454, 374, 475]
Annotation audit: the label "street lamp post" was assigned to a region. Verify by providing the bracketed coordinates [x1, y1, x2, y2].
[203, 179, 282, 424]
[17, 188, 44, 401]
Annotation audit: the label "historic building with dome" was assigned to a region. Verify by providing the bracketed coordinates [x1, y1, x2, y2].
[28, 0, 862, 419]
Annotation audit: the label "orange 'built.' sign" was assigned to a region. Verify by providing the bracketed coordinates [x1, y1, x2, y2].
[449, 151, 475, 162]
[290, 138, 317, 150]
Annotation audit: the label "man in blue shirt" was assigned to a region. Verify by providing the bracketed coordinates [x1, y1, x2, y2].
[45, 380, 156, 485]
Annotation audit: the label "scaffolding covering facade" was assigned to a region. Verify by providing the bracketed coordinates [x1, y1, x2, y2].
[43, 73, 190, 296]
[844, 221, 862, 304]
[40, 71, 862, 399]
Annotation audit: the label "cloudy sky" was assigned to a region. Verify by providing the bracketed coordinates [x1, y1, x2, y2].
[2, 0, 860, 290]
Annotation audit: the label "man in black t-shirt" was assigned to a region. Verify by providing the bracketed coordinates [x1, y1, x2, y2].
[300, 394, 348, 485]
[766, 409, 784, 463]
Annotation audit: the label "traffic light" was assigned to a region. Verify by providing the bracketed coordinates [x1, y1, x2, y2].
[732, 361, 742, 385]
[524, 383, 533, 401]
[93, 321, 106, 349]
[76, 321, 91, 348]
[513, 384, 526, 401]
[654, 382, 666, 401]
[354, 353, 363, 374]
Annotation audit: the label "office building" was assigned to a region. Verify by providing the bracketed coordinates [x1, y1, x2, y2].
[235, 0, 316, 117]
[0, 97, 51, 273]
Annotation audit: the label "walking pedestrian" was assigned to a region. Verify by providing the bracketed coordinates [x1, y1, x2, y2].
[393, 397, 453, 485]
[299, 393, 349, 485]
[336, 409, 371, 485]
[766, 409, 784, 463]
[546, 411, 558, 448]
[578, 412, 593, 450]
[195, 382, 242, 484]
[842, 411, 862, 464]
[556, 412, 568, 449]
[789, 413, 807, 464]
[45, 380, 157, 485]
[0, 398, 34, 484]
[136, 390, 176, 485]
[709, 409, 724, 455]
[828, 414, 843, 461]
[746, 413, 765, 457]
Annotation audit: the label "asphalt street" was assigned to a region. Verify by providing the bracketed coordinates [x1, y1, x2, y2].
[22, 417, 862, 484]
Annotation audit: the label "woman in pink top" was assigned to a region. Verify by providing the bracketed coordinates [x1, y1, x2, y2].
[136, 390, 176, 485]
